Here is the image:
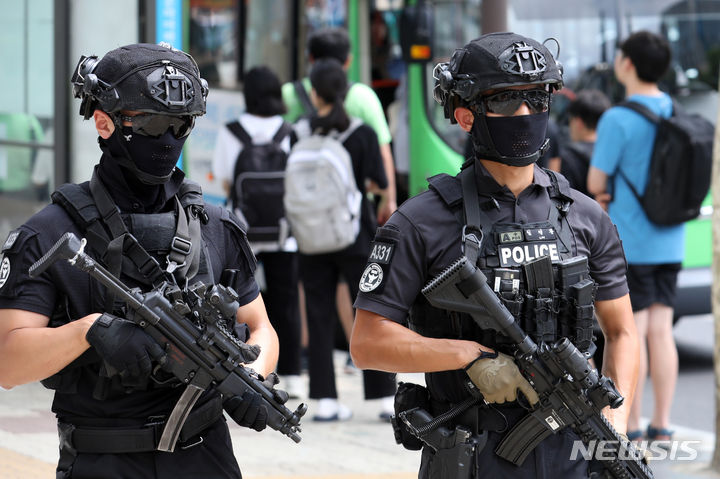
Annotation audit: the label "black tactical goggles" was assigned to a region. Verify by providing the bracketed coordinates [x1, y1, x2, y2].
[479, 88, 551, 116]
[118, 113, 195, 138]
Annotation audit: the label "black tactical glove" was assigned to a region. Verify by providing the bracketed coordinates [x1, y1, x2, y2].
[86, 313, 167, 388]
[224, 390, 269, 432]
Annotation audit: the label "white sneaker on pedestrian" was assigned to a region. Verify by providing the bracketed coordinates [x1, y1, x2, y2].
[313, 398, 352, 422]
[281, 375, 304, 399]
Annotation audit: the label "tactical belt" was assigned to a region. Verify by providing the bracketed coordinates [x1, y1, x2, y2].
[60, 396, 223, 454]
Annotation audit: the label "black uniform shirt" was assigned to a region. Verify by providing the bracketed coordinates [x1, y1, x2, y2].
[354, 162, 628, 325]
[0, 168, 259, 420]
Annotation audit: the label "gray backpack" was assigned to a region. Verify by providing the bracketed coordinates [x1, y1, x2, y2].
[284, 118, 363, 254]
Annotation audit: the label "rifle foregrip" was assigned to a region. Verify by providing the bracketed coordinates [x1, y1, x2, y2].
[29, 232, 84, 278]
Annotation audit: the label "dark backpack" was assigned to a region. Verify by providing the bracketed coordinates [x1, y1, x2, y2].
[616, 100, 714, 225]
[227, 120, 292, 243]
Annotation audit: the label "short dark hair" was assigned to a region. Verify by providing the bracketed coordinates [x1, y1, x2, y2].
[308, 27, 351, 64]
[309, 58, 350, 133]
[567, 89, 611, 130]
[243, 66, 286, 117]
[620, 31, 671, 83]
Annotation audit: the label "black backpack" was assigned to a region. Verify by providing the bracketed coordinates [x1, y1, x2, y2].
[616, 100, 714, 225]
[227, 120, 292, 243]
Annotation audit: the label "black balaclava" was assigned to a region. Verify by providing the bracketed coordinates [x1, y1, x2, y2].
[470, 110, 550, 167]
[104, 124, 187, 185]
[98, 132, 184, 212]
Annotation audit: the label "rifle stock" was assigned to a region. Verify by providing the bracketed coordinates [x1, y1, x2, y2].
[422, 256, 653, 479]
[31, 232, 306, 451]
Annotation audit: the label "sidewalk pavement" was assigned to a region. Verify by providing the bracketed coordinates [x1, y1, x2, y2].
[1, 351, 718, 479]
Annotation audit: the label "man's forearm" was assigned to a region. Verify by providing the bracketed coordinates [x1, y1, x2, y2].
[246, 322, 279, 378]
[351, 309, 492, 373]
[0, 312, 96, 389]
[601, 330, 640, 433]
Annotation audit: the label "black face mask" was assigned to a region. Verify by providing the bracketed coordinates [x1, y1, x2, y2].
[121, 126, 187, 176]
[471, 111, 549, 167]
[105, 126, 187, 185]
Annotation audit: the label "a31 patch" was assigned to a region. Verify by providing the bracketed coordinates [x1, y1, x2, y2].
[368, 240, 394, 265]
[359, 263, 384, 293]
[2, 230, 19, 252]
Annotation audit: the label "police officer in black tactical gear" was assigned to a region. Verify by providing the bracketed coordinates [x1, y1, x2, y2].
[0, 43, 279, 478]
[350, 32, 640, 478]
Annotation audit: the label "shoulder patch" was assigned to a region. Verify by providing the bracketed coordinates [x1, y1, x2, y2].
[368, 241, 394, 265]
[359, 263, 384, 293]
[2, 230, 20, 252]
[0, 256, 11, 289]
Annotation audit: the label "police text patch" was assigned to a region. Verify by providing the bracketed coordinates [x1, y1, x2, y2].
[498, 241, 560, 267]
[368, 241, 394, 264]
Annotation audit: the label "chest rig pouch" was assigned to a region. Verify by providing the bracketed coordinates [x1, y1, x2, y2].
[422, 163, 596, 357]
[46, 172, 212, 395]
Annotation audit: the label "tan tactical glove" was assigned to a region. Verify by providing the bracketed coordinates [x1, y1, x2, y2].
[464, 351, 539, 405]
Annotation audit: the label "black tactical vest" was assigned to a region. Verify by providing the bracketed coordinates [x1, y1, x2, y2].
[407, 166, 597, 402]
[42, 173, 212, 395]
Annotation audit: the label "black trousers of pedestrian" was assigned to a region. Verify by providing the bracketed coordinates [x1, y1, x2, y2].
[56, 418, 242, 479]
[299, 252, 397, 400]
[257, 251, 301, 376]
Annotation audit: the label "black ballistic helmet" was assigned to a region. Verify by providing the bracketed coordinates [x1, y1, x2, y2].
[71, 42, 209, 119]
[434, 32, 563, 122]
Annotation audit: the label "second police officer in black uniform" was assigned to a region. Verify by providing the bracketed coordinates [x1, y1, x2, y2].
[350, 32, 640, 477]
[0, 43, 280, 478]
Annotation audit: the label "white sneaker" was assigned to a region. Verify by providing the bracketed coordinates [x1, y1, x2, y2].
[281, 375, 304, 399]
[313, 398, 352, 422]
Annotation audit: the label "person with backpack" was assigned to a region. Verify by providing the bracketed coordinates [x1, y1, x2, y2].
[351, 32, 639, 478]
[288, 57, 397, 422]
[283, 28, 399, 377]
[282, 27, 397, 226]
[588, 30, 683, 444]
[212, 66, 303, 399]
[552, 89, 611, 197]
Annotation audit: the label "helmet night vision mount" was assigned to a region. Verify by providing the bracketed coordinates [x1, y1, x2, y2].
[71, 43, 209, 120]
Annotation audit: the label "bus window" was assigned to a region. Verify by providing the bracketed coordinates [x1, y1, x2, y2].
[425, 0, 482, 155]
[244, 0, 294, 82]
[189, 0, 294, 88]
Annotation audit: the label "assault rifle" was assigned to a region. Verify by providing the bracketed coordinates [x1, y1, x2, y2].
[30, 232, 307, 452]
[421, 256, 653, 479]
